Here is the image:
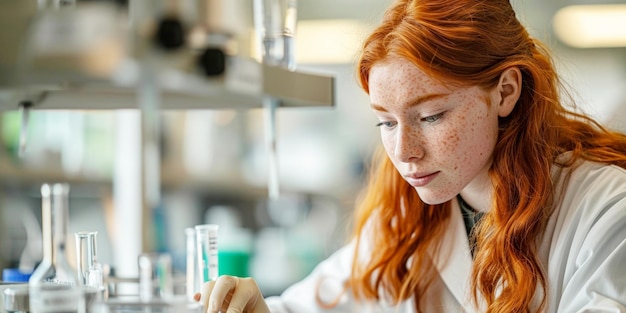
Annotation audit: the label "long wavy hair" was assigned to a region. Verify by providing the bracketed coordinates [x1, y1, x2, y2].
[349, 0, 626, 312]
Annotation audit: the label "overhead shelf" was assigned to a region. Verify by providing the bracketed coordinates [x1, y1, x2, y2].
[0, 156, 267, 198]
[0, 59, 335, 111]
[0, 1, 335, 111]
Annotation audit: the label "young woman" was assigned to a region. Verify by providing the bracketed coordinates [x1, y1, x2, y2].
[197, 0, 626, 312]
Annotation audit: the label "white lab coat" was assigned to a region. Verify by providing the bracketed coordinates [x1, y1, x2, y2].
[265, 159, 626, 312]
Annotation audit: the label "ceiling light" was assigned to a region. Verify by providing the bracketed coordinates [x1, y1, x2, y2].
[553, 4, 626, 48]
[249, 19, 370, 65]
[295, 19, 370, 64]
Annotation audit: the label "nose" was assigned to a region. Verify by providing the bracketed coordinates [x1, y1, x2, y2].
[394, 125, 424, 162]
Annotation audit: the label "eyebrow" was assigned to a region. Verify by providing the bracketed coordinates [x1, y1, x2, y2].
[370, 93, 449, 112]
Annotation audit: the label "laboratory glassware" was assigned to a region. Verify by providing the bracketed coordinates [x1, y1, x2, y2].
[185, 228, 198, 302]
[29, 183, 86, 313]
[253, 0, 298, 69]
[194, 224, 219, 284]
[3, 284, 29, 313]
[75, 231, 106, 300]
[253, 0, 298, 201]
[138, 253, 173, 301]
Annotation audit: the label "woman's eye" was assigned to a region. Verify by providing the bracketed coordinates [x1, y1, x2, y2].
[421, 112, 444, 123]
[375, 121, 396, 128]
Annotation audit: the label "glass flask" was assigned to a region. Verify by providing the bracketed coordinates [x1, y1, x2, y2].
[29, 183, 85, 313]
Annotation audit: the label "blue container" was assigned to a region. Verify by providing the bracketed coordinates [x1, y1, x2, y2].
[2, 268, 33, 282]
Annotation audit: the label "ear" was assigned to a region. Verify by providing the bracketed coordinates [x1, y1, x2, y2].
[494, 67, 522, 117]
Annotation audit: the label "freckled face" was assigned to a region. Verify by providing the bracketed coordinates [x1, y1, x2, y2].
[368, 58, 500, 205]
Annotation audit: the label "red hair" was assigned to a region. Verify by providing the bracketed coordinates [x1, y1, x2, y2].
[350, 0, 626, 312]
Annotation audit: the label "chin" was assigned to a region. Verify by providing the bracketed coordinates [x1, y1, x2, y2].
[415, 188, 456, 205]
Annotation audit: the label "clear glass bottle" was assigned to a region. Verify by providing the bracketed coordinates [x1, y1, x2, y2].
[75, 231, 106, 305]
[29, 183, 85, 313]
[74, 232, 104, 289]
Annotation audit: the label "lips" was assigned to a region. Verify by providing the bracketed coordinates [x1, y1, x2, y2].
[404, 171, 440, 187]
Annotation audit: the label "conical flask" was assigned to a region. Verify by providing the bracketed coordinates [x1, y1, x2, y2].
[29, 183, 85, 313]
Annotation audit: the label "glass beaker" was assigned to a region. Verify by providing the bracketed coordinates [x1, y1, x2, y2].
[194, 224, 219, 284]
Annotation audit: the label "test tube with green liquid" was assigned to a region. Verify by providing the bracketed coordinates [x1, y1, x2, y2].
[194, 224, 219, 283]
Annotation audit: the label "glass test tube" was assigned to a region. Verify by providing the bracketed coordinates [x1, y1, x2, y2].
[194, 224, 219, 284]
[253, 0, 297, 69]
[185, 228, 198, 301]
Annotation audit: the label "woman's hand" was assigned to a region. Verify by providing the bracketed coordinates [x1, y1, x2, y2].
[194, 275, 271, 313]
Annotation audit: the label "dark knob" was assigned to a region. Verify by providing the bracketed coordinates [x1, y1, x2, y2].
[198, 48, 226, 77]
[154, 17, 186, 51]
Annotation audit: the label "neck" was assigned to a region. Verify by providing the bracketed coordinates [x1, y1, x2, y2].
[460, 170, 493, 213]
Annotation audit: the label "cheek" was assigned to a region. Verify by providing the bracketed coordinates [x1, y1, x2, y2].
[436, 129, 463, 168]
[434, 103, 491, 164]
[454, 105, 498, 162]
[431, 115, 464, 155]
[439, 129, 461, 147]
[380, 130, 395, 152]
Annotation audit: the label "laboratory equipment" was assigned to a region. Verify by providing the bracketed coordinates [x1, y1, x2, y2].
[0, 0, 335, 293]
[194, 224, 219, 284]
[3, 284, 29, 313]
[203, 206, 252, 277]
[29, 183, 85, 313]
[253, 0, 298, 69]
[185, 228, 198, 302]
[2, 270, 33, 283]
[37, 0, 76, 10]
[1, 283, 27, 313]
[89, 298, 203, 313]
[137, 253, 173, 301]
[18, 101, 31, 158]
[253, 0, 300, 201]
[74, 232, 105, 299]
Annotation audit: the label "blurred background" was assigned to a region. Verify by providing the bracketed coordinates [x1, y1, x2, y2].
[0, 0, 625, 298]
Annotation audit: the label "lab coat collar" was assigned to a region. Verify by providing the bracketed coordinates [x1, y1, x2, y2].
[428, 199, 481, 312]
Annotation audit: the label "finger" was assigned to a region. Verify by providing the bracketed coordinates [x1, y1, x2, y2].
[208, 276, 238, 313]
[226, 277, 262, 313]
[199, 280, 217, 312]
